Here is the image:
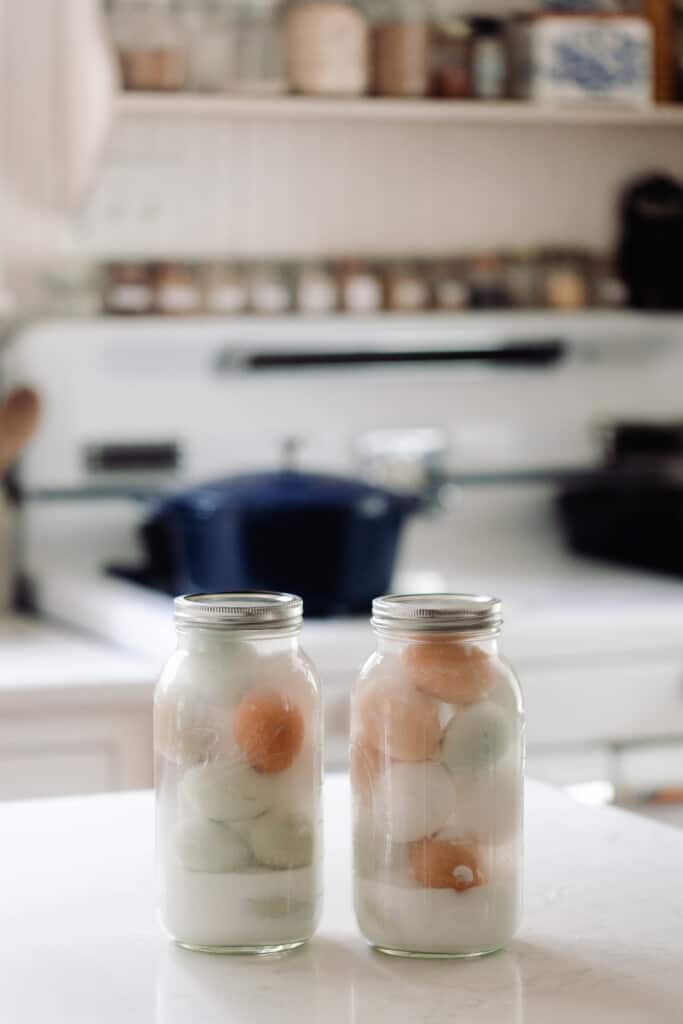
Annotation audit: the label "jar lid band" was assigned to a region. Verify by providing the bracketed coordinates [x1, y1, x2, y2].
[175, 592, 303, 631]
[372, 593, 502, 634]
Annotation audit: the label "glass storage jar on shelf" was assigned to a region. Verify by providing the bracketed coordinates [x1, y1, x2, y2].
[351, 593, 524, 958]
[285, 0, 370, 95]
[370, 0, 431, 97]
[540, 250, 589, 311]
[203, 262, 249, 314]
[337, 259, 384, 313]
[154, 262, 203, 315]
[179, 0, 236, 92]
[430, 16, 471, 98]
[432, 260, 470, 311]
[103, 261, 155, 315]
[470, 16, 505, 100]
[155, 592, 323, 954]
[247, 263, 292, 314]
[109, 0, 188, 92]
[233, 0, 286, 94]
[384, 260, 431, 312]
[294, 262, 339, 314]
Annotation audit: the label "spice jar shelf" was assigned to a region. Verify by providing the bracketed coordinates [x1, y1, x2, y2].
[115, 93, 683, 127]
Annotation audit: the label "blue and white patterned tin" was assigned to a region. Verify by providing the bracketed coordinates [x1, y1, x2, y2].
[511, 16, 653, 105]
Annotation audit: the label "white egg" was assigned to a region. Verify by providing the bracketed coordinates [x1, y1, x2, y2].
[174, 818, 252, 873]
[443, 756, 523, 844]
[374, 762, 457, 844]
[441, 702, 511, 774]
[249, 810, 315, 869]
[180, 759, 272, 823]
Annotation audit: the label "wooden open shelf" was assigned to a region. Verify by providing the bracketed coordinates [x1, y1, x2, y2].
[116, 93, 683, 127]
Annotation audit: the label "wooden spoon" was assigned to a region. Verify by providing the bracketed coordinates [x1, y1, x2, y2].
[0, 388, 41, 476]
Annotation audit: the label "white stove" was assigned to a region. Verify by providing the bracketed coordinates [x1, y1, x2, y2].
[5, 310, 683, 817]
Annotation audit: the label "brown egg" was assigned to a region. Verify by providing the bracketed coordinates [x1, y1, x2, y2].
[350, 740, 385, 802]
[234, 690, 304, 774]
[359, 678, 441, 762]
[154, 695, 223, 766]
[409, 838, 484, 892]
[405, 641, 496, 705]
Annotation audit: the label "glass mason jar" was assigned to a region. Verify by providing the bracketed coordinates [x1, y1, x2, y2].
[110, 0, 188, 92]
[232, 0, 286, 95]
[155, 592, 323, 954]
[370, 0, 431, 97]
[179, 0, 236, 93]
[351, 593, 524, 958]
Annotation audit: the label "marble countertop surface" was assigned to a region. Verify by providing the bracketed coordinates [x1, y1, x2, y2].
[3, 775, 683, 1023]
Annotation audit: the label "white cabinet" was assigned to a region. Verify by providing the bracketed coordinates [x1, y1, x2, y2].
[0, 616, 156, 801]
[0, 707, 153, 800]
[521, 653, 683, 746]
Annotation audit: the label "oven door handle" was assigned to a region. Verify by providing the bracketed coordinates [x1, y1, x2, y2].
[216, 338, 566, 373]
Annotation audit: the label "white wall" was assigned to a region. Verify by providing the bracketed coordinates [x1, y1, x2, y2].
[1, 0, 682, 269]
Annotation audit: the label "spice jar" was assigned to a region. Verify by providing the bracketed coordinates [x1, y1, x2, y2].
[470, 16, 505, 100]
[248, 263, 292, 314]
[371, 0, 431, 97]
[384, 261, 431, 312]
[154, 262, 203, 315]
[468, 254, 510, 309]
[431, 17, 471, 98]
[504, 251, 540, 310]
[432, 261, 470, 311]
[351, 593, 524, 958]
[338, 260, 384, 314]
[155, 592, 323, 953]
[204, 263, 249, 314]
[294, 263, 339, 315]
[591, 254, 627, 310]
[541, 251, 589, 311]
[285, 0, 369, 96]
[110, 0, 188, 92]
[103, 262, 154, 316]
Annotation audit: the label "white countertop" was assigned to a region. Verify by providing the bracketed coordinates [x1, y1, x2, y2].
[0, 614, 155, 709]
[3, 776, 683, 1023]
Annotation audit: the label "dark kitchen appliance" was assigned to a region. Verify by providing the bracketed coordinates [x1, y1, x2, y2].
[617, 174, 683, 311]
[557, 420, 683, 576]
[137, 469, 418, 616]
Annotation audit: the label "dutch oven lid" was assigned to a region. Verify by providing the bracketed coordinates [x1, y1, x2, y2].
[162, 469, 416, 517]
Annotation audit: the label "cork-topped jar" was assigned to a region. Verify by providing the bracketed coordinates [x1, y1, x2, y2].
[351, 593, 524, 958]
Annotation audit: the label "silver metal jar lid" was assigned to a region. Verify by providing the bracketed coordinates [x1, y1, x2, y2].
[174, 592, 303, 631]
[372, 593, 503, 634]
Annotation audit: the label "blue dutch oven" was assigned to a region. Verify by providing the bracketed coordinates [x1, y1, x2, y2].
[140, 470, 418, 617]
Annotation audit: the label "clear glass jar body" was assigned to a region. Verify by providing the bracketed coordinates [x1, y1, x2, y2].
[203, 262, 249, 314]
[155, 622, 323, 953]
[470, 19, 505, 100]
[232, 0, 286, 95]
[371, 0, 430, 98]
[338, 259, 384, 313]
[110, 0, 188, 92]
[180, 0, 236, 92]
[384, 261, 431, 312]
[351, 627, 523, 957]
[247, 263, 292, 314]
[295, 262, 339, 314]
[153, 262, 203, 315]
